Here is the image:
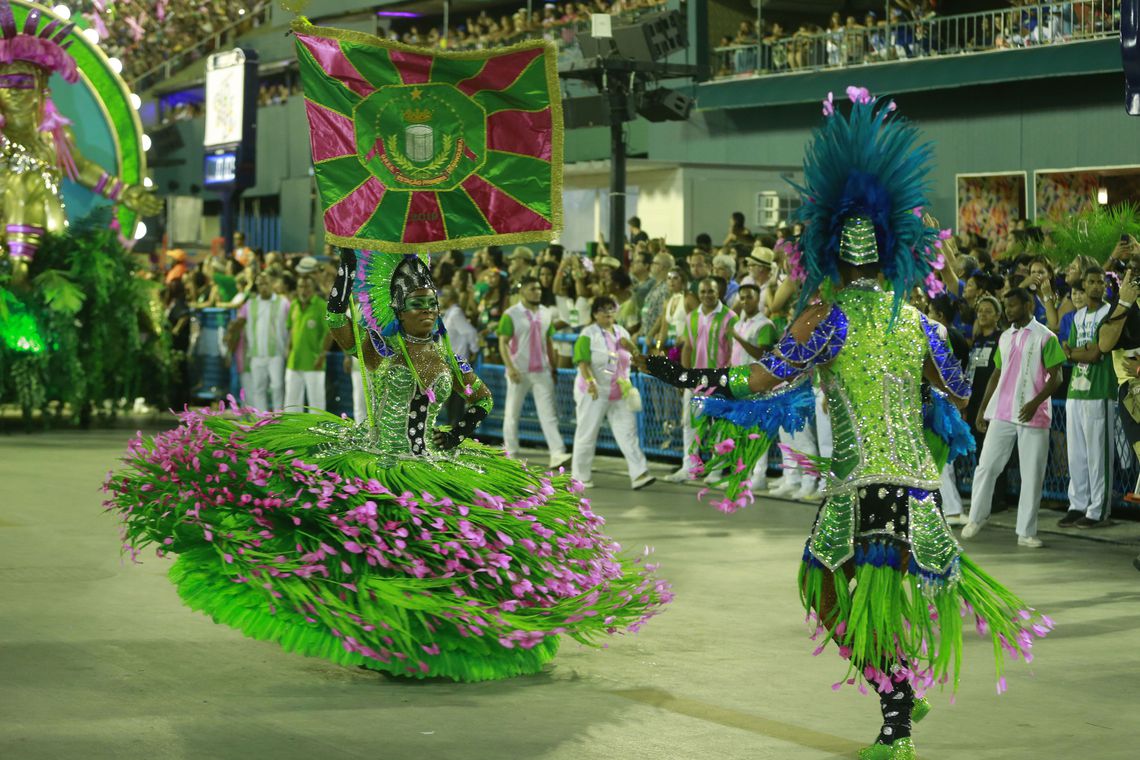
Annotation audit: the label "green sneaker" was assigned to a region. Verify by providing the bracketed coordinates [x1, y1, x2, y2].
[912, 697, 931, 723]
[858, 744, 891, 760]
[859, 737, 917, 760]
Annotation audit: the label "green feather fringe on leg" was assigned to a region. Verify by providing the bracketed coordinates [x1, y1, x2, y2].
[798, 547, 1051, 694]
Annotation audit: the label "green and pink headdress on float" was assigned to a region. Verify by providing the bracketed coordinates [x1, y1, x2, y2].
[0, 2, 78, 82]
[0, 1, 80, 179]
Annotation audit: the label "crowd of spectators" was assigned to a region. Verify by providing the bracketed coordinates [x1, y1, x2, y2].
[76, 1, 267, 83]
[391, 0, 667, 52]
[157, 206, 1140, 545]
[716, 1, 1118, 79]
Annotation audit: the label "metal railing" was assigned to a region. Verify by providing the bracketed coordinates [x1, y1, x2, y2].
[712, 0, 1119, 81]
[131, 3, 273, 93]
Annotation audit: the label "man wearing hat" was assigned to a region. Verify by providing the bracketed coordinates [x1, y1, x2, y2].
[507, 246, 535, 292]
[595, 254, 622, 294]
[295, 255, 319, 275]
[741, 246, 776, 315]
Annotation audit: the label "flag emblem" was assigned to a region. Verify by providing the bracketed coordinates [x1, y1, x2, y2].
[293, 19, 563, 253]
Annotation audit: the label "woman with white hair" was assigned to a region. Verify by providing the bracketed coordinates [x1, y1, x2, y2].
[711, 251, 739, 303]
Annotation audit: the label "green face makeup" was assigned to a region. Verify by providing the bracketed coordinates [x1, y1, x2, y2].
[403, 295, 440, 312]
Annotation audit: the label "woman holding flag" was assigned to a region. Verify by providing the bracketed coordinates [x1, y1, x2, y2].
[103, 22, 670, 682]
[103, 249, 671, 682]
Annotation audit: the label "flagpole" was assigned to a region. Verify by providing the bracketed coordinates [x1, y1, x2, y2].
[609, 86, 627, 268]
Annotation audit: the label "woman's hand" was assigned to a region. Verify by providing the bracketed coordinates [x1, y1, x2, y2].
[432, 428, 462, 450]
[587, 379, 599, 400]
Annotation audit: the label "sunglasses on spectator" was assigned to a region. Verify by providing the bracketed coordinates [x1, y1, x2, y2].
[404, 296, 440, 312]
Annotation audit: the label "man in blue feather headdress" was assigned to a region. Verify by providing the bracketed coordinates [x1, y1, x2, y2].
[640, 87, 1053, 759]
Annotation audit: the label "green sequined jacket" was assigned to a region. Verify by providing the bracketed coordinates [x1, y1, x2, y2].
[819, 287, 942, 495]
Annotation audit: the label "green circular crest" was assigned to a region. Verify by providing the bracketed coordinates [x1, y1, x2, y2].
[354, 83, 486, 192]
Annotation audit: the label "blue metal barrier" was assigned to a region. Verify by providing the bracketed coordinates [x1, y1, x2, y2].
[955, 400, 1140, 513]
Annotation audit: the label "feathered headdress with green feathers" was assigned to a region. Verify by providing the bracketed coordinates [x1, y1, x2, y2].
[351, 250, 471, 389]
[353, 252, 433, 337]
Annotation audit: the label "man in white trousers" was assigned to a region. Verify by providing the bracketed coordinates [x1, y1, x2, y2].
[284, 276, 332, 412]
[498, 276, 571, 469]
[1058, 267, 1118, 529]
[230, 273, 290, 411]
[962, 288, 1065, 548]
[725, 284, 779, 490]
[665, 277, 737, 482]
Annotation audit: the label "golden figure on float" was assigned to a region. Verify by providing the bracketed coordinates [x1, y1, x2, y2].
[0, 2, 161, 283]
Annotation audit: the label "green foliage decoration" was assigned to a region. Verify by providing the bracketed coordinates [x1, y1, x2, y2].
[0, 229, 173, 425]
[1035, 202, 1140, 267]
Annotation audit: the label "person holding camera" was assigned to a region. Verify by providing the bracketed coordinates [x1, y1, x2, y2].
[1096, 262, 1140, 528]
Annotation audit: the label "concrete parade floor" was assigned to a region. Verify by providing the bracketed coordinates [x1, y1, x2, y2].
[2, 430, 1139, 760]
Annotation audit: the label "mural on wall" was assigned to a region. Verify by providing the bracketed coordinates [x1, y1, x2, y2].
[956, 174, 1026, 241]
[1035, 172, 1099, 224]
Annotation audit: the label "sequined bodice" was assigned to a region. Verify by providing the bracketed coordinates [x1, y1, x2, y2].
[366, 349, 453, 460]
[819, 288, 939, 492]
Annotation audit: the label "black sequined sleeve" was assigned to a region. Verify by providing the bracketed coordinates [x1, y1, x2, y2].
[644, 356, 736, 396]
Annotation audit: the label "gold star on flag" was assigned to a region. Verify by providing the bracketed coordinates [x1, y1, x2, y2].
[410, 88, 423, 100]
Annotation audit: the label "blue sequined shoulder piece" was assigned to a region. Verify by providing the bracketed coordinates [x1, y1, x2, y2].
[919, 315, 970, 399]
[370, 330, 396, 358]
[770, 305, 843, 369]
[454, 353, 473, 373]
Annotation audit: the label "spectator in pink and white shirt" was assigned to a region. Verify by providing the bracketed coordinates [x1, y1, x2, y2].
[961, 288, 1066, 548]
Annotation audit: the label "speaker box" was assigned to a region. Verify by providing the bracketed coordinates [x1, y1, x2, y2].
[562, 95, 610, 129]
[636, 88, 693, 122]
[577, 33, 617, 59]
[612, 10, 687, 62]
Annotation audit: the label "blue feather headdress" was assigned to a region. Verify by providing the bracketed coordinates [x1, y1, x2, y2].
[790, 88, 943, 322]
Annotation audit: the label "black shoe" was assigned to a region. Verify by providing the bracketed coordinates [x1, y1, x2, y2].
[1075, 516, 1104, 529]
[1057, 511, 1084, 528]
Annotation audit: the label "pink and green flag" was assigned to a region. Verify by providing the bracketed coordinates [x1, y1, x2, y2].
[292, 18, 563, 253]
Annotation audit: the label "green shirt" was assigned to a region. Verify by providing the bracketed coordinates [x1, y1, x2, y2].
[287, 296, 330, 370]
[572, 334, 592, 364]
[1066, 305, 1116, 400]
[212, 272, 238, 302]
